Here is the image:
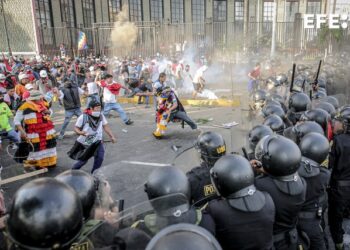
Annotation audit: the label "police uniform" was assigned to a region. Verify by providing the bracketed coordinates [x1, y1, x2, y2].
[186, 162, 218, 207]
[297, 159, 330, 250]
[255, 174, 306, 250]
[328, 133, 350, 246]
[206, 193, 275, 250]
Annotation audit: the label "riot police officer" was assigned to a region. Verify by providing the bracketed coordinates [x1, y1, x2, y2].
[56, 170, 118, 248]
[283, 121, 324, 145]
[133, 166, 215, 236]
[186, 131, 226, 207]
[6, 178, 84, 250]
[145, 223, 222, 250]
[263, 114, 285, 135]
[247, 125, 273, 160]
[254, 135, 306, 250]
[287, 92, 311, 125]
[300, 108, 331, 138]
[205, 154, 275, 250]
[328, 107, 350, 250]
[297, 133, 330, 250]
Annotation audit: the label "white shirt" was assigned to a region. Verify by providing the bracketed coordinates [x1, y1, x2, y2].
[87, 82, 99, 95]
[103, 87, 116, 103]
[175, 64, 183, 78]
[75, 114, 108, 145]
[193, 70, 204, 84]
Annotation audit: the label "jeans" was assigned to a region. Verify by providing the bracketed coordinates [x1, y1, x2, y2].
[60, 108, 82, 136]
[103, 102, 129, 123]
[86, 93, 100, 108]
[248, 79, 257, 93]
[72, 143, 104, 173]
[172, 111, 197, 129]
[1, 129, 20, 143]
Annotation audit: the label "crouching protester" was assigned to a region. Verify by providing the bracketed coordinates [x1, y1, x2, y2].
[153, 87, 197, 139]
[68, 100, 116, 174]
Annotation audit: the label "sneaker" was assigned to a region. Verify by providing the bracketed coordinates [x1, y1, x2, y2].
[125, 120, 134, 125]
[57, 134, 64, 140]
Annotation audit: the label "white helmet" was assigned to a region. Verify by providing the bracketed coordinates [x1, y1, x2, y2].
[18, 73, 29, 81]
[40, 70, 48, 78]
[0, 74, 5, 81]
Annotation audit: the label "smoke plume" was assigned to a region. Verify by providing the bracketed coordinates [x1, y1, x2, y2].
[110, 8, 138, 57]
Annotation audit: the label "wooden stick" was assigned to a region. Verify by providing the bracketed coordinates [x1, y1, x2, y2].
[0, 168, 48, 185]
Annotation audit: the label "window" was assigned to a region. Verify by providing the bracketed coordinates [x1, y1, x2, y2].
[60, 0, 76, 27]
[213, 0, 226, 22]
[263, 1, 275, 22]
[35, 0, 53, 27]
[129, 0, 143, 22]
[234, 0, 244, 21]
[192, 0, 205, 23]
[150, 0, 163, 21]
[171, 0, 184, 23]
[109, 0, 122, 22]
[307, 0, 321, 14]
[285, 0, 299, 22]
[332, 0, 350, 14]
[82, 0, 95, 27]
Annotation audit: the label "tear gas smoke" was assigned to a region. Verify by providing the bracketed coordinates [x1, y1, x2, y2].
[110, 8, 138, 57]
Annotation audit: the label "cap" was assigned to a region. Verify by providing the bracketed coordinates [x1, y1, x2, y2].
[40, 70, 48, 78]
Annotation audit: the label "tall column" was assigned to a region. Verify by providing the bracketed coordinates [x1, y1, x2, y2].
[142, 0, 150, 21]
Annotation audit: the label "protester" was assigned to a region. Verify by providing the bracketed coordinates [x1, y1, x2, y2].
[14, 90, 57, 168]
[68, 100, 116, 173]
[0, 91, 19, 146]
[55, 78, 86, 139]
[100, 73, 134, 125]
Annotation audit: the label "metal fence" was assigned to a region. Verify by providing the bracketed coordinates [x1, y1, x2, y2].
[38, 19, 350, 60]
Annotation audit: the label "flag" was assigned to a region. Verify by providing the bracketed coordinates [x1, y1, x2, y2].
[77, 31, 88, 50]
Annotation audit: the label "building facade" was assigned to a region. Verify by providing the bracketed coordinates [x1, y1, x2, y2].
[0, 0, 348, 55]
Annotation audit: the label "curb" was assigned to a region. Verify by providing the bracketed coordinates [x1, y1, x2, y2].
[117, 96, 241, 107]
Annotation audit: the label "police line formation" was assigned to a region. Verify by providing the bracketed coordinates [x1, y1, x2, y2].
[2, 55, 350, 250]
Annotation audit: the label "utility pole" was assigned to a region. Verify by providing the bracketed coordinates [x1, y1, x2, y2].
[0, 0, 11, 55]
[271, 0, 277, 58]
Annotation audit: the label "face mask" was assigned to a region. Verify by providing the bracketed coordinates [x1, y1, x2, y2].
[91, 111, 101, 117]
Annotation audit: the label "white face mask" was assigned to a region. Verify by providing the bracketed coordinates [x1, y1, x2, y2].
[91, 111, 101, 117]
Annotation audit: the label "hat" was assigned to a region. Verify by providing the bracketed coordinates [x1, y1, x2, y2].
[101, 73, 113, 80]
[25, 84, 34, 90]
[88, 100, 101, 109]
[27, 90, 43, 101]
[40, 70, 48, 78]
[18, 73, 29, 81]
[0, 74, 5, 81]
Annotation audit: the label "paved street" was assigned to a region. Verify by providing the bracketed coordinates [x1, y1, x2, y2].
[1, 101, 259, 208]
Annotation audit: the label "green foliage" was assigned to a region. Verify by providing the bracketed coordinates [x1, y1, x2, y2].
[318, 23, 344, 44]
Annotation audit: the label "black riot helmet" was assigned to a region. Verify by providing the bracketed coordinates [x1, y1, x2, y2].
[210, 155, 254, 198]
[284, 121, 324, 144]
[248, 125, 274, 151]
[146, 224, 222, 250]
[315, 101, 336, 118]
[321, 96, 339, 110]
[299, 132, 329, 164]
[196, 131, 226, 167]
[263, 114, 285, 134]
[255, 135, 302, 177]
[144, 166, 190, 216]
[289, 92, 311, 112]
[276, 73, 288, 85]
[300, 108, 330, 135]
[334, 106, 350, 134]
[262, 104, 285, 119]
[55, 170, 96, 220]
[253, 89, 267, 103]
[7, 178, 83, 249]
